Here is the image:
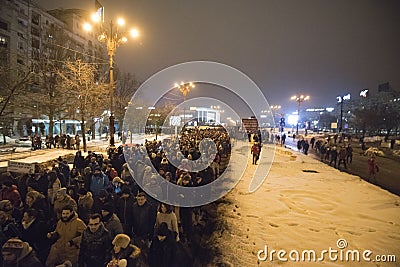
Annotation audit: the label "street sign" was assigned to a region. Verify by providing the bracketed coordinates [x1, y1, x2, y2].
[242, 118, 258, 132]
[279, 117, 285, 127]
[7, 161, 36, 174]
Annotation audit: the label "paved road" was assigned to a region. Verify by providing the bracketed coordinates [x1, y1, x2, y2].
[282, 137, 400, 196]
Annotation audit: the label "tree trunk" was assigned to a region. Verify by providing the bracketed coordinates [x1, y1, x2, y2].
[81, 119, 87, 152]
[2, 128, 6, 144]
[91, 118, 95, 140]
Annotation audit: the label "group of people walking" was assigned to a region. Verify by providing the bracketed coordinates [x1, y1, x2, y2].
[0, 126, 231, 266]
[31, 134, 81, 150]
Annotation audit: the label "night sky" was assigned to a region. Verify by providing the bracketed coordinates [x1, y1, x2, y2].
[36, 0, 400, 114]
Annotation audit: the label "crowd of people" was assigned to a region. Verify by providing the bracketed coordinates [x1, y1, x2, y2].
[297, 134, 382, 183]
[0, 126, 231, 266]
[30, 134, 82, 151]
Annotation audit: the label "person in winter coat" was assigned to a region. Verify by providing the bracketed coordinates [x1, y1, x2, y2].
[337, 146, 347, 169]
[251, 142, 260, 165]
[20, 209, 51, 264]
[25, 190, 49, 222]
[101, 203, 123, 239]
[79, 213, 113, 267]
[0, 210, 21, 250]
[47, 171, 61, 205]
[131, 192, 157, 256]
[115, 188, 135, 236]
[106, 164, 119, 182]
[90, 166, 110, 197]
[367, 154, 379, 183]
[143, 175, 163, 203]
[154, 203, 179, 242]
[1, 238, 43, 267]
[77, 188, 94, 224]
[0, 180, 22, 209]
[73, 151, 86, 173]
[148, 223, 177, 267]
[45, 205, 86, 267]
[107, 234, 142, 267]
[0, 199, 22, 224]
[329, 146, 338, 168]
[53, 188, 77, 220]
[141, 166, 154, 187]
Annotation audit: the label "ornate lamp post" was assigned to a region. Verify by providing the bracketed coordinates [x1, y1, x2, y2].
[336, 93, 351, 133]
[87, 15, 139, 148]
[175, 81, 195, 125]
[291, 94, 310, 135]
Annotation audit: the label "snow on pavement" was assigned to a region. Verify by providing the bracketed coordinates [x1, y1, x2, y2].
[212, 144, 399, 267]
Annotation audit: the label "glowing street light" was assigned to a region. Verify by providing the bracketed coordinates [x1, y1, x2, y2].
[291, 94, 310, 135]
[86, 12, 140, 148]
[175, 81, 195, 125]
[336, 93, 351, 133]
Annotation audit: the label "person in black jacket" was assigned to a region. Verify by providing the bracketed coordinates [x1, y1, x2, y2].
[73, 151, 86, 174]
[148, 223, 176, 267]
[131, 192, 157, 256]
[115, 188, 135, 237]
[20, 209, 51, 264]
[79, 213, 112, 267]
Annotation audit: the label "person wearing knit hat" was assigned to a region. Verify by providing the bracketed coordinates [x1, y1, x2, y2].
[108, 234, 141, 267]
[1, 238, 43, 267]
[101, 203, 123, 238]
[0, 180, 22, 209]
[90, 165, 109, 197]
[77, 189, 93, 224]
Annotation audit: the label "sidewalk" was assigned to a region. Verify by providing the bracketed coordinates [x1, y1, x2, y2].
[210, 143, 400, 266]
[0, 133, 165, 173]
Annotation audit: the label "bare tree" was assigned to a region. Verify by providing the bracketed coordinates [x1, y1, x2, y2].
[0, 55, 32, 143]
[114, 70, 141, 133]
[58, 59, 108, 151]
[19, 26, 86, 137]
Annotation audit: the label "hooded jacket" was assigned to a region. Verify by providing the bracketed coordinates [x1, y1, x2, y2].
[2, 240, 43, 267]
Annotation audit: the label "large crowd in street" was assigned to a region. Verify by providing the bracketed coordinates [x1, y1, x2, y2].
[0, 126, 231, 267]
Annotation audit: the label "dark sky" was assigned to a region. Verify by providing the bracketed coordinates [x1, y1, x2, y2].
[36, 0, 400, 114]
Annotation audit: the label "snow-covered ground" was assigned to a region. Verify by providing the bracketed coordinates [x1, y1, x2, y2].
[2, 135, 399, 266]
[211, 144, 399, 267]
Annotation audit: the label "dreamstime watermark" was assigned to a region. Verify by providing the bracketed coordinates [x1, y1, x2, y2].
[122, 61, 276, 207]
[257, 238, 397, 263]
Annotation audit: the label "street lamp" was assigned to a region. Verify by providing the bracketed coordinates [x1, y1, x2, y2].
[291, 94, 310, 135]
[336, 93, 351, 133]
[270, 105, 282, 130]
[175, 81, 195, 125]
[89, 14, 139, 148]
